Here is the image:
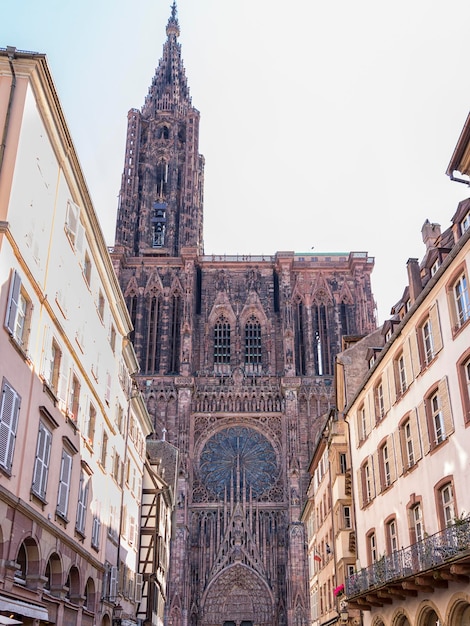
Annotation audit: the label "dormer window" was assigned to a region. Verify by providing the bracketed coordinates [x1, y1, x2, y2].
[462, 211, 470, 235]
[431, 259, 440, 276]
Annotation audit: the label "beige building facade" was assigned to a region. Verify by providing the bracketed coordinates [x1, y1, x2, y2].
[341, 201, 470, 625]
[0, 48, 153, 625]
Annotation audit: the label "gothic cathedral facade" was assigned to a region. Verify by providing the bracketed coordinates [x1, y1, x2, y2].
[111, 6, 376, 626]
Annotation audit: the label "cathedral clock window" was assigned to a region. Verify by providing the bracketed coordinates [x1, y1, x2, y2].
[245, 315, 262, 374]
[214, 316, 231, 374]
[151, 203, 167, 248]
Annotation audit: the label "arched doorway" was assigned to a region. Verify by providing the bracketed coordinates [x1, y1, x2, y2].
[448, 600, 470, 625]
[201, 564, 273, 626]
[420, 608, 441, 626]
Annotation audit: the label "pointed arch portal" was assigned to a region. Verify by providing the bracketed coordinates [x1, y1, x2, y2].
[202, 563, 273, 626]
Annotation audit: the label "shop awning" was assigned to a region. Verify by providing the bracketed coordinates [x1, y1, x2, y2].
[0, 596, 48, 621]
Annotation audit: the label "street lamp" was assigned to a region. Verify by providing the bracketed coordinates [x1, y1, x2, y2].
[340, 609, 349, 623]
[112, 603, 123, 626]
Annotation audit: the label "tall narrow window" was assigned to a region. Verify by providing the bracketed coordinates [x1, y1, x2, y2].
[83, 252, 92, 286]
[404, 419, 415, 468]
[168, 294, 181, 374]
[76, 470, 89, 535]
[68, 375, 80, 421]
[156, 161, 168, 197]
[374, 381, 385, 421]
[358, 404, 367, 442]
[97, 290, 105, 321]
[430, 391, 445, 444]
[397, 353, 407, 394]
[87, 404, 96, 447]
[32, 422, 52, 500]
[422, 318, 434, 364]
[343, 505, 352, 529]
[146, 296, 161, 374]
[381, 443, 391, 488]
[411, 503, 424, 543]
[0, 379, 20, 473]
[245, 315, 262, 373]
[127, 295, 137, 343]
[458, 355, 470, 424]
[44, 339, 62, 394]
[368, 532, 377, 564]
[5, 271, 32, 351]
[440, 483, 455, 527]
[453, 272, 470, 327]
[56, 450, 72, 518]
[100, 430, 108, 468]
[312, 304, 331, 375]
[294, 300, 306, 375]
[214, 316, 231, 373]
[387, 519, 398, 554]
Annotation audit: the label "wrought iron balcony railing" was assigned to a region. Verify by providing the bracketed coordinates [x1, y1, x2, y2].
[346, 518, 470, 599]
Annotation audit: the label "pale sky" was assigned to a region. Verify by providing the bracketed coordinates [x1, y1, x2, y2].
[2, 0, 470, 322]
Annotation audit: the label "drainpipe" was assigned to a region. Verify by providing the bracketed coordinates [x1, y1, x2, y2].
[0, 46, 17, 177]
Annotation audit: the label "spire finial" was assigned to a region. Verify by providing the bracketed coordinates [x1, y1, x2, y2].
[166, 1, 180, 37]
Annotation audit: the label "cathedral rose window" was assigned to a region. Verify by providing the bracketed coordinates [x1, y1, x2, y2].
[199, 426, 278, 498]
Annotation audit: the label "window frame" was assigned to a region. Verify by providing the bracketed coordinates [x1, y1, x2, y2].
[56, 449, 73, 519]
[367, 529, 378, 565]
[447, 266, 470, 332]
[0, 379, 21, 473]
[434, 477, 457, 530]
[457, 349, 470, 425]
[214, 316, 231, 373]
[244, 315, 262, 373]
[385, 517, 399, 555]
[32, 421, 53, 501]
[4, 270, 33, 353]
[374, 380, 385, 422]
[408, 499, 424, 544]
[76, 469, 89, 535]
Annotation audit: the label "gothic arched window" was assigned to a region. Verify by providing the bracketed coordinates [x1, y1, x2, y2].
[127, 294, 138, 343]
[158, 125, 170, 140]
[312, 303, 332, 376]
[168, 294, 181, 374]
[214, 316, 231, 374]
[245, 315, 262, 374]
[294, 299, 306, 376]
[156, 160, 168, 197]
[145, 295, 162, 374]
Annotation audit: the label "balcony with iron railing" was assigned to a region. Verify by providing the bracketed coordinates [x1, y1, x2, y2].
[346, 519, 470, 610]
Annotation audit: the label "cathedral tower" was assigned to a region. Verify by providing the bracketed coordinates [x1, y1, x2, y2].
[111, 5, 376, 626]
[114, 2, 204, 258]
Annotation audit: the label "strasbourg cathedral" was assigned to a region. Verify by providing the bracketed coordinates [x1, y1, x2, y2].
[111, 5, 376, 626]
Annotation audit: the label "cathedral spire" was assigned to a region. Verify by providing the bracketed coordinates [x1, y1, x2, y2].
[166, 1, 180, 38]
[142, 0, 190, 115]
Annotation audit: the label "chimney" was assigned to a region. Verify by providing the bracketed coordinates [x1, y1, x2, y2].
[407, 258, 423, 304]
[421, 220, 441, 250]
